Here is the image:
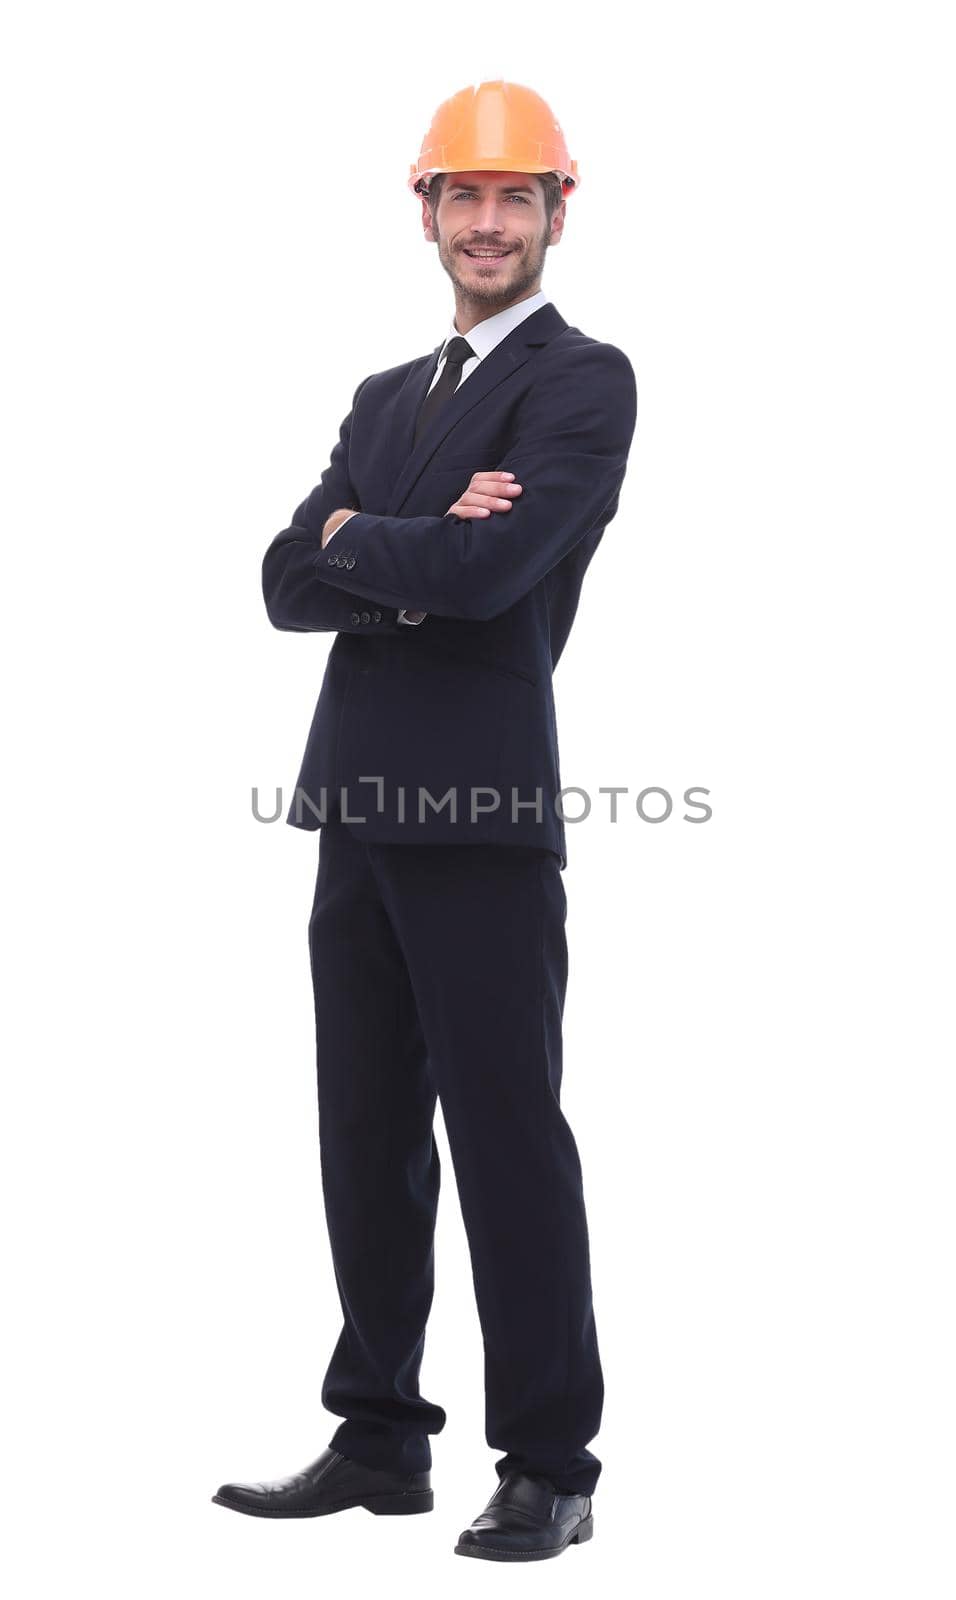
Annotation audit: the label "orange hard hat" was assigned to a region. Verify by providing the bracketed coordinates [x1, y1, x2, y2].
[408, 80, 579, 198]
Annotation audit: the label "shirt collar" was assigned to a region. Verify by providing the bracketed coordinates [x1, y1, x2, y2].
[439, 289, 551, 364]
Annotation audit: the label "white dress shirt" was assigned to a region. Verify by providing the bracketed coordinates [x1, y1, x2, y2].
[327, 289, 551, 624]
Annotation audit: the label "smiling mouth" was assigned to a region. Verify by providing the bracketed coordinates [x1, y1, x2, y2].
[463, 248, 513, 261]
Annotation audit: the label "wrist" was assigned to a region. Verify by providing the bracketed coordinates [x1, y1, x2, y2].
[322, 508, 356, 548]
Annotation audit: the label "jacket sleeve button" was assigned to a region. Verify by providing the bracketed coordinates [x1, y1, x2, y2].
[360, 611, 370, 623]
[372, 610, 382, 622]
[350, 611, 361, 624]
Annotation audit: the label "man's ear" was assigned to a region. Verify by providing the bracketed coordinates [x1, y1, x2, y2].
[548, 200, 567, 247]
[421, 195, 437, 243]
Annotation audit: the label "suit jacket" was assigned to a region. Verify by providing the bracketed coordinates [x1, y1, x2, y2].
[262, 300, 638, 868]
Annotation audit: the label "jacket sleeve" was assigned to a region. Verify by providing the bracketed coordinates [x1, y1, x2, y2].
[305, 343, 638, 623]
[261, 376, 414, 634]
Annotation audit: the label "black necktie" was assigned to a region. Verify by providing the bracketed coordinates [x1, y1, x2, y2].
[414, 335, 475, 446]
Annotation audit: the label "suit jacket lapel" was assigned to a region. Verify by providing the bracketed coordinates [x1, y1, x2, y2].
[386, 302, 568, 515]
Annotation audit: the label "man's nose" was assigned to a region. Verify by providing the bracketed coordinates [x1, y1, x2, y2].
[474, 198, 506, 233]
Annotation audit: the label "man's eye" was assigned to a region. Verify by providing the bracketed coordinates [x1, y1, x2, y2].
[451, 193, 530, 203]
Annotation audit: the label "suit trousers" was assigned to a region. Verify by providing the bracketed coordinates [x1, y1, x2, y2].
[306, 817, 604, 1497]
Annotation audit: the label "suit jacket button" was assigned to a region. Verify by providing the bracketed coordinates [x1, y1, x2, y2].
[350, 611, 361, 624]
[372, 610, 382, 622]
[360, 611, 370, 623]
[326, 553, 336, 565]
[346, 556, 356, 569]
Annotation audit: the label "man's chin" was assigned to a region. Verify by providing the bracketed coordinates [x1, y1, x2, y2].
[448, 261, 539, 304]
[454, 278, 515, 304]
[455, 260, 515, 287]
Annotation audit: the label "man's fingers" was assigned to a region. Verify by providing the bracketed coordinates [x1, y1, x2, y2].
[446, 473, 523, 519]
[471, 474, 522, 494]
[461, 482, 523, 508]
[448, 493, 517, 517]
[465, 491, 519, 510]
[448, 498, 496, 517]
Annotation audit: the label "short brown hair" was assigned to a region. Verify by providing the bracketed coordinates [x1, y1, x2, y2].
[426, 170, 565, 227]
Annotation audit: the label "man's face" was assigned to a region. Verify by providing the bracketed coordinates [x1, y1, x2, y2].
[423, 171, 564, 307]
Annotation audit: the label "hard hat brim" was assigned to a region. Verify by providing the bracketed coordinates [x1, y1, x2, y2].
[409, 162, 579, 195]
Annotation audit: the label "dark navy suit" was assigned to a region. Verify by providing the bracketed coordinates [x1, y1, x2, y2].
[262, 301, 637, 1497]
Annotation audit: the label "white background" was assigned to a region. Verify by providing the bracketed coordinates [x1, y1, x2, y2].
[2, 2, 953, 1595]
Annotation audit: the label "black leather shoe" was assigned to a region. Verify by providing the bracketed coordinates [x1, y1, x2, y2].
[454, 1471, 593, 1561]
[212, 1445, 433, 1518]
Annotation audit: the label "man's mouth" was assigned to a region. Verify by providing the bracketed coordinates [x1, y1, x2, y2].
[463, 248, 513, 262]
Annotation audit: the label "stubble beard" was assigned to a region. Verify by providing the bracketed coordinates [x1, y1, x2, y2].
[435, 227, 548, 309]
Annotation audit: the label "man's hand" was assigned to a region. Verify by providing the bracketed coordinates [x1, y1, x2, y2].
[322, 508, 357, 548]
[447, 471, 523, 519]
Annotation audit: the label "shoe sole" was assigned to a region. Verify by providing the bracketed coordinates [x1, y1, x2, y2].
[454, 1512, 594, 1560]
[211, 1489, 434, 1518]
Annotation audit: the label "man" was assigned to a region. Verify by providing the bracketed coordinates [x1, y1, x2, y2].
[213, 80, 638, 1562]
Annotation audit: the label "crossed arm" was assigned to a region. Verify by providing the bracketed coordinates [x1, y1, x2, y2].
[321, 470, 522, 624]
[262, 344, 637, 630]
